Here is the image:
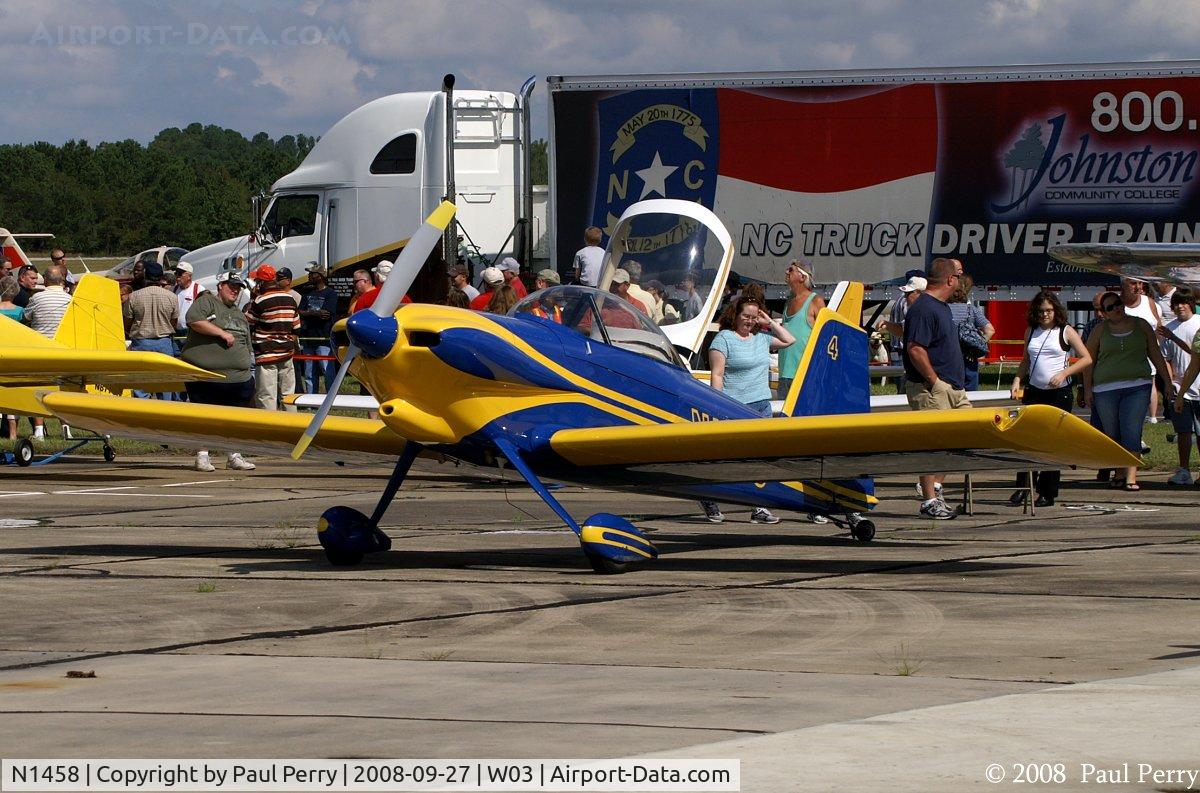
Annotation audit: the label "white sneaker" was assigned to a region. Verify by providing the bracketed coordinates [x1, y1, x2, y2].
[1168, 467, 1193, 486]
[807, 513, 830, 524]
[751, 507, 780, 524]
[62, 424, 73, 439]
[919, 498, 957, 520]
[915, 481, 943, 499]
[195, 452, 216, 472]
[226, 452, 256, 471]
[1146, 416, 1158, 424]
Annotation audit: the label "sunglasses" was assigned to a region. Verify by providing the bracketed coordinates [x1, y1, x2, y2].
[51, 255, 66, 262]
[1101, 302, 1121, 311]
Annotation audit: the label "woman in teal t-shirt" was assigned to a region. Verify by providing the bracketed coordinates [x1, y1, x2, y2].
[701, 295, 795, 525]
[710, 295, 796, 416]
[777, 259, 825, 398]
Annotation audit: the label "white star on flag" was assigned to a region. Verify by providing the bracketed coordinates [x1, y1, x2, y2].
[635, 151, 678, 199]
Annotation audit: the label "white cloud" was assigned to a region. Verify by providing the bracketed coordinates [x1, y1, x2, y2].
[2, 0, 1199, 144]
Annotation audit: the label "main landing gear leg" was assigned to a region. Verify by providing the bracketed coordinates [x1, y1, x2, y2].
[491, 438, 657, 575]
[317, 441, 423, 566]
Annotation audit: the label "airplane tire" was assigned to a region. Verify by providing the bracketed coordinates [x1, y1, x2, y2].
[851, 520, 876, 542]
[15, 439, 34, 467]
[324, 547, 364, 567]
[103, 444, 117, 463]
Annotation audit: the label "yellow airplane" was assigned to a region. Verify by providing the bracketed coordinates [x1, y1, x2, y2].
[12, 203, 1137, 571]
[0, 273, 217, 465]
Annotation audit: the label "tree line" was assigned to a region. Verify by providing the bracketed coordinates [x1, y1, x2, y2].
[0, 124, 316, 255]
[1, 125, 550, 257]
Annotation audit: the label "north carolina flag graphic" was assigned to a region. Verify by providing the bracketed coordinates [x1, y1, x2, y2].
[593, 85, 938, 284]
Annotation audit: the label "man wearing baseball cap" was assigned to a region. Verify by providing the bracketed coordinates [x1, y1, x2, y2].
[497, 256, 527, 299]
[181, 271, 257, 472]
[173, 261, 205, 332]
[882, 273, 928, 394]
[123, 262, 180, 399]
[298, 264, 339, 394]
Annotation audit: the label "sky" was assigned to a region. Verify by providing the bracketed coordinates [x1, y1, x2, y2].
[1, 0, 1198, 145]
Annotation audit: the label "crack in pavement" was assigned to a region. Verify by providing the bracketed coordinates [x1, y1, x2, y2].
[0, 709, 767, 735]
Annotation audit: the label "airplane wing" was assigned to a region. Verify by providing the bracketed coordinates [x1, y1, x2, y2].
[549, 405, 1138, 482]
[37, 391, 416, 462]
[1049, 243, 1200, 286]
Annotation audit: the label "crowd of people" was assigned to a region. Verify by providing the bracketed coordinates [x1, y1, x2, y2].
[4, 236, 1192, 517]
[883, 256, 1195, 516]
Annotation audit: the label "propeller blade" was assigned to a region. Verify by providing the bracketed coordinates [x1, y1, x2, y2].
[291, 344, 358, 460]
[292, 201, 456, 460]
[370, 201, 457, 318]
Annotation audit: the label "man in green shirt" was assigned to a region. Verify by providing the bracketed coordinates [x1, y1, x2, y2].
[181, 272, 256, 472]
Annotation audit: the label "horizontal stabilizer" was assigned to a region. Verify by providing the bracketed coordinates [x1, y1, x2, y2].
[0, 349, 219, 387]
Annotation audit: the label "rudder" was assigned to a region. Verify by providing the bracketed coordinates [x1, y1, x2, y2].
[781, 281, 870, 418]
[54, 274, 126, 351]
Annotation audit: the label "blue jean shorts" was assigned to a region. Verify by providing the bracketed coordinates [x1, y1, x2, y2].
[1168, 397, 1200, 436]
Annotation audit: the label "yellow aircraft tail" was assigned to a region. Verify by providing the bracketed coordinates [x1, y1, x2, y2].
[54, 274, 126, 351]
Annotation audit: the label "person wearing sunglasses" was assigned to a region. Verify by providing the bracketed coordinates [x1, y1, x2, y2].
[1008, 291, 1092, 506]
[776, 258, 825, 399]
[1081, 293, 1173, 491]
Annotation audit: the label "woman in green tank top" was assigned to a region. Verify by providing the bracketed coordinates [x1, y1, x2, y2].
[1082, 293, 1174, 490]
[776, 259, 825, 398]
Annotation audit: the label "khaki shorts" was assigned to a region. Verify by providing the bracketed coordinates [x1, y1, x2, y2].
[906, 381, 971, 411]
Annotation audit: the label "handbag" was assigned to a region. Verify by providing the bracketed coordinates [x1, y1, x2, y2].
[958, 315, 990, 359]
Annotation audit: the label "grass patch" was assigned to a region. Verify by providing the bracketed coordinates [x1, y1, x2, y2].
[196, 581, 217, 593]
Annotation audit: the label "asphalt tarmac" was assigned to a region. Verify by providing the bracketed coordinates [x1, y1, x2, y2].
[1, 456, 1198, 791]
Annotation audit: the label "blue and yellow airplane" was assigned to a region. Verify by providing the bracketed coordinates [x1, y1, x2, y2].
[18, 202, 1137, 572]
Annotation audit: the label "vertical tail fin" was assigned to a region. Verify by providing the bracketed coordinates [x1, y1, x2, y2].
[54, 274, 127, 351]
[781, 281, 870, 418]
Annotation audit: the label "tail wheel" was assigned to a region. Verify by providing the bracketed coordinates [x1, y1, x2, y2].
[15, 439, 34, 467]
[103, 444, 117, 463]
[851, 519, 876, 542]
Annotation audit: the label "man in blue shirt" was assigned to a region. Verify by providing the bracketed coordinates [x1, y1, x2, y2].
[298, 263, 340, 394]
[903, 257, 970, 519]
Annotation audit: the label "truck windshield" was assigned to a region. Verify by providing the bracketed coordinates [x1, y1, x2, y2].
[598, 211, 725, 326]
[261, 194, 319, 241]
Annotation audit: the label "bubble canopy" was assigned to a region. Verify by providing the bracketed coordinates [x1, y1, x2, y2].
[595, 199, 734, 355]
[511, 285, 686, 368]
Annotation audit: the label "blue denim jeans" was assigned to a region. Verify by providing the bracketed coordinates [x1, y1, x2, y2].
[745, 399, 773, 417]
[129, 337, 178, 400]
[964, 357, 980, 391]
[1092, 383, 1151, 456]
[302, 340, 337, 394]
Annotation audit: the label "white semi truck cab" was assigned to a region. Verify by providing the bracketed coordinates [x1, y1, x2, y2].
[185, 75, 537, 300]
